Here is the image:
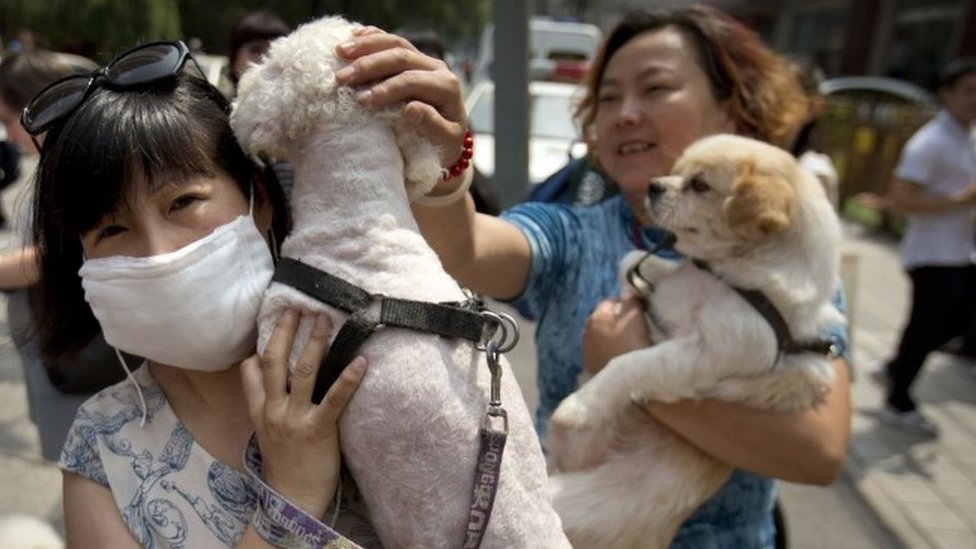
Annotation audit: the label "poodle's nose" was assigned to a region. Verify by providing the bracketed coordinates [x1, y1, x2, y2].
[648, 180, 667, 202]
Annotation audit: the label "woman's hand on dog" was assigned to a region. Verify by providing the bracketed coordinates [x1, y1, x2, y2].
[335, 27, 467, 171]
[241, 308, 367, 519]
[582, 297, 652, 375]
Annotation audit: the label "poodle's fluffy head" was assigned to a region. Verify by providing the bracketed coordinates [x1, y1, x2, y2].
[645, 134, 816, 260]
[230, 15, 441, 194]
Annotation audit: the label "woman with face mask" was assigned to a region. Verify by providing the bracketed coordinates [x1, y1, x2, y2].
[27, 36, 465, 548]
[339, 6, 852, 548]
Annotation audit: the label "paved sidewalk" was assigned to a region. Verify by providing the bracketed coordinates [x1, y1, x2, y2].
[0, 222, 974, 548]
[841, 224, 976, 549]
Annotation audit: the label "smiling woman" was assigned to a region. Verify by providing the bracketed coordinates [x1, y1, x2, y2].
[380, 4, 850, 549]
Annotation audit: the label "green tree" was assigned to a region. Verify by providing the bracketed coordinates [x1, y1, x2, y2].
[1, 0, 487, 60]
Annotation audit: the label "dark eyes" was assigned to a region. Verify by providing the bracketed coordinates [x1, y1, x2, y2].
[687, 174, 710, 193]
[170, 194, 200, 211]
[95, 225, 125, 242]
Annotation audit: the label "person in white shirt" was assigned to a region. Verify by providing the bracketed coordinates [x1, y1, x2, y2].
[879, 57, 976, 436]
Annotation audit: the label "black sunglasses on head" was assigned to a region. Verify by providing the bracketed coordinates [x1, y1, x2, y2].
[20, 41, 205, 141]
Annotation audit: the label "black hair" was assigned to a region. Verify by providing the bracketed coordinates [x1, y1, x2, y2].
[577, 5, 807, 149]
[228, 10, 291, 81]
[938, 57, 976, 90]
[32, 71, 290, 361]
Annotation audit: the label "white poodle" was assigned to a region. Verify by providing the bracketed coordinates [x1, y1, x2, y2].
[230, 15, 568, 548]
[547, 135, 844, 548]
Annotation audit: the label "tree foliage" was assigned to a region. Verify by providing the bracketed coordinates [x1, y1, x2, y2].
[0, 0, 488, 61]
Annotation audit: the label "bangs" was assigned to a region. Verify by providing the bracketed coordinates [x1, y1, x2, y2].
[38, 76, 235, 235]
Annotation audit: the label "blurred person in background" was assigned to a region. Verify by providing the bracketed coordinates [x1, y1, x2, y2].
[876, 57, 976, 436]
[227, 10, 291, 89]
[790, 57, 840, 210]
[0, 126, 19, 229]
[0, 49, 126, 462]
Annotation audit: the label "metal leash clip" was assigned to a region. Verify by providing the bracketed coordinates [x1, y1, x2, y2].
[481, 339, 509, 435]
[476, 310, 519, 435]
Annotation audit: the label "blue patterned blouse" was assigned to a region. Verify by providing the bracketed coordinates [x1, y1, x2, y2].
[501, 196, 848, 549]
[60, 365, 379, 548]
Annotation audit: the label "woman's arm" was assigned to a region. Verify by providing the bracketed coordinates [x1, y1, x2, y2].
[886, 178, 976, 215]
[63, 472, 142, 548]
[333, 30, 532, 299]
[646, 358, 850, 485]
[0, 245, 38, 290]
[584, 297, 851, 485]
[412, 191, 532, 299]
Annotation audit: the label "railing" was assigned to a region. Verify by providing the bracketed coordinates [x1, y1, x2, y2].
[819, 77, 938, 234]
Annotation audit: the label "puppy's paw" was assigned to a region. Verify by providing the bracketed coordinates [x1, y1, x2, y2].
[549, 395, 613, 472]
[551, 393, 594, 429]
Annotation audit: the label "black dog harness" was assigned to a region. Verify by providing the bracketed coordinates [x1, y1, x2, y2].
[272, 257, 514, 548]
[273, 257, 493, 403]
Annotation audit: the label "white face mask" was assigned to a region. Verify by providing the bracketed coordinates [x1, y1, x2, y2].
[79, 210, 274, 372]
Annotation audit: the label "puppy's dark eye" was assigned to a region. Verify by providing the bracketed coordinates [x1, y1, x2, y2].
[688, 174, 710, 193]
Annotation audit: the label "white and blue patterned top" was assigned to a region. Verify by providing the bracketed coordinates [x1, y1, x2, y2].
[502, 196, 848, 549]
[60, 365, 378, 548]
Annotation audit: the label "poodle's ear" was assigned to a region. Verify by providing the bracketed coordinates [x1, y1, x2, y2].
[723, 159, 795, 237]
[393, 120, 443, 198]
[230, 62, 289, 161]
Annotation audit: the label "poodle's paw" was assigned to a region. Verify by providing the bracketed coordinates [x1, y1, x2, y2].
[548, 394, 613, 472]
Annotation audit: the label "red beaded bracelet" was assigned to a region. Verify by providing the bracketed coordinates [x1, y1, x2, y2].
[442, 129, 473, 181]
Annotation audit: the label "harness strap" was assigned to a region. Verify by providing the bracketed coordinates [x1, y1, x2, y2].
[691, 259, 835, 359]
[317, 309, 382, 404]
[732, 287, 835, 356]
[272, 258, 490, 403]
[274, 257, 372, 313]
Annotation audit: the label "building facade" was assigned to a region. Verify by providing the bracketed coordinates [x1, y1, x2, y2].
[543, 0, 976, 91]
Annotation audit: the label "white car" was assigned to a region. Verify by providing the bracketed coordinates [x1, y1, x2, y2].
[465, 79, 587, 189]
[471, 18, 602, 85]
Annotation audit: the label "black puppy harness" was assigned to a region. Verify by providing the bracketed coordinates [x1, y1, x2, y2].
[627, 252, 837, 364]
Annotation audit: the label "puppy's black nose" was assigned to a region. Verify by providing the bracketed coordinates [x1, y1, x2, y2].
[648, 180, 666, 201]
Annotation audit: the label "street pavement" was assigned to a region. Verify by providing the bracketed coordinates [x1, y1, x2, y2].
[0, 221, 974, 547]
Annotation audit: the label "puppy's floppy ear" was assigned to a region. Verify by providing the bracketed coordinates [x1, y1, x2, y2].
[723, 159, 795, 237]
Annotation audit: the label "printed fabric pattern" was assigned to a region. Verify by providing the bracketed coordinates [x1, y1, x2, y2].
[60, 366, 367, 548]
[501, 196, 849, 548]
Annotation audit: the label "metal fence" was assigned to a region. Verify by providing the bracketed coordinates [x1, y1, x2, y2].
[819, 77, 938, 233]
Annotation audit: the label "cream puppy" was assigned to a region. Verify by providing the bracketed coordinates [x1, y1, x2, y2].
[548, 134, 844, 548]
[231, 15, 568, 548]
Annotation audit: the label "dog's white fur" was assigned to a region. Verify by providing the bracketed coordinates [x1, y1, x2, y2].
[547, 134, 844, 548]
[230, 16, 568, 547]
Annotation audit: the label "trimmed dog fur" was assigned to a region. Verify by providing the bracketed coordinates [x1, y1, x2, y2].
[230, 15, 568, 547]
[548, 134, 844, 548]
